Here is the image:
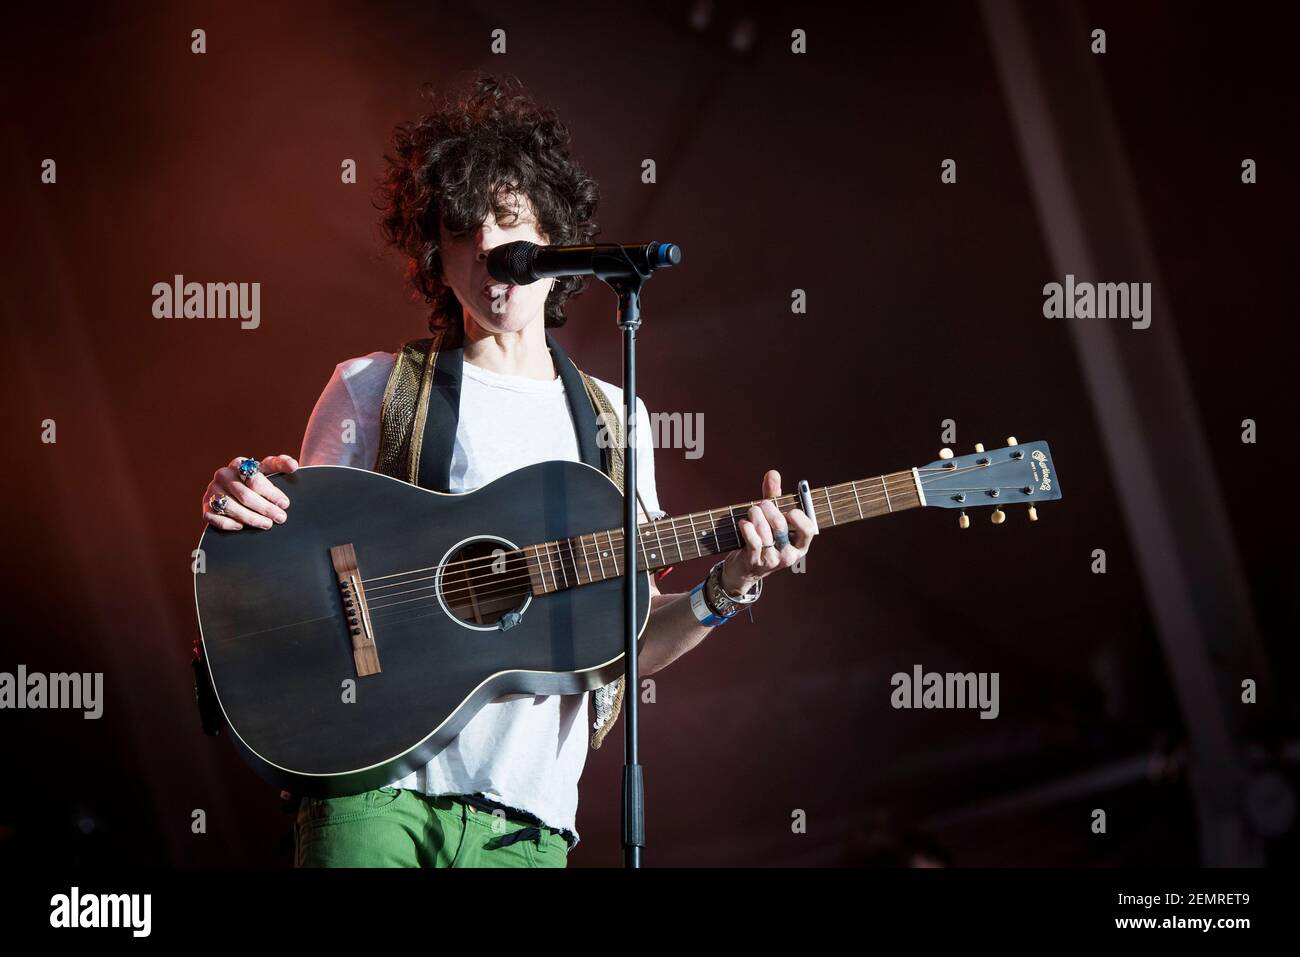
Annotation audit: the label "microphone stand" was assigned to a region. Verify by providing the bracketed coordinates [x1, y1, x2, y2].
[593, 247, 654, 868]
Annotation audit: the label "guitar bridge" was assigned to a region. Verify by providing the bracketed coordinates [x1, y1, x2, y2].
[330, 543, 381, 677]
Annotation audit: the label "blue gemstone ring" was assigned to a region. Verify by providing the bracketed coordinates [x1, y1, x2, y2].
[237, 457, 261, 484]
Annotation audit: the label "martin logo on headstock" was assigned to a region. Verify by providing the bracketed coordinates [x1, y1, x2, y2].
[1030, 449, 1052, 493]
[921, 437, 1063, 528]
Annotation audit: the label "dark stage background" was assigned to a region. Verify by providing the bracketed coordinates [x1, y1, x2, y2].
[1, 0, 1296, 868]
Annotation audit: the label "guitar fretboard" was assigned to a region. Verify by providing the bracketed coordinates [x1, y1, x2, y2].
[523, 469, 922, 594]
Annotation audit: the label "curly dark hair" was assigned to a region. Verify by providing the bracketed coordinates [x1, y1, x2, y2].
[377, 73, 600, 333]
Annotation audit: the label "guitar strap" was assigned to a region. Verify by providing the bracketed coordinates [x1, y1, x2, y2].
[373, 324, 638, 749]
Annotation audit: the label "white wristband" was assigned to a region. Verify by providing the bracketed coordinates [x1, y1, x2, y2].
[689, 582, 731, 627]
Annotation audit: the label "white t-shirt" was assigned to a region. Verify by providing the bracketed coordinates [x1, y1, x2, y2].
[298, 349, 665, 845]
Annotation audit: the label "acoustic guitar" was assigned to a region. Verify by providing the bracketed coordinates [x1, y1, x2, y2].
[194, 439, 1062, 795]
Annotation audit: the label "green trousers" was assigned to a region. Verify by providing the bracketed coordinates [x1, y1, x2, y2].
[294, 787, 570, 868]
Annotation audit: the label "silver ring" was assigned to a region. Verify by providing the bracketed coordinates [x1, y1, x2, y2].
[237, 457, 261, 484]
[209, 494, 229, 516]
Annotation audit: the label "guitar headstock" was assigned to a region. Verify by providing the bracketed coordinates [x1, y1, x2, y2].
[917, 437, 1061, 527]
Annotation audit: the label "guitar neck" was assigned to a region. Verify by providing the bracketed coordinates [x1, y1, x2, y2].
[525, 468, 923, 594]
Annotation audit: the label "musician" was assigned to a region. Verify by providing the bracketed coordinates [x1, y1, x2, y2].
[199, 74, 816, 867]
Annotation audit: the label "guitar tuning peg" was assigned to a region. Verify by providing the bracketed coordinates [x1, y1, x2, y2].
[991, 508, 1006, 525]
[1006, 436, 1018, 446]
[1027, 504, 1038, 522]
[958, 511, 970, 529]
[939, 448, 954, 460]
[974, 442, 984, 453]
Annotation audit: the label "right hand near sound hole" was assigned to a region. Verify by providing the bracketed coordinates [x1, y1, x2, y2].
[202, 454, 298, 530]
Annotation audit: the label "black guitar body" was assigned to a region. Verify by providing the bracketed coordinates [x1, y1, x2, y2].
[194, 460, 650, 796]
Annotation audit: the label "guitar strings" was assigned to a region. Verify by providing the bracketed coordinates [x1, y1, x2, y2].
[218, 460, 1017, 642]
[363, 462, 1008, 617]
[365, 485, 904, 615]
[361, 466, 937, 588]
[364, 473, 921, 609]
[371, 460, 998, 595]
[365, 464, 997, 612]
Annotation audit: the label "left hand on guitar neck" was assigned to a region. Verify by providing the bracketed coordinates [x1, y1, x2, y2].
[719, 469, 817, 596]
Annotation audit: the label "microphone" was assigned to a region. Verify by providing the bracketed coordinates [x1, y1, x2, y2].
[487, 240, 682, 285]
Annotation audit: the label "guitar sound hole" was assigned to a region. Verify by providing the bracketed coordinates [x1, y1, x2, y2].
[439, 538, 532, 629]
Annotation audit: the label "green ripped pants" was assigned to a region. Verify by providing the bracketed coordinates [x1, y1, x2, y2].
[294, 787, 570, 868]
